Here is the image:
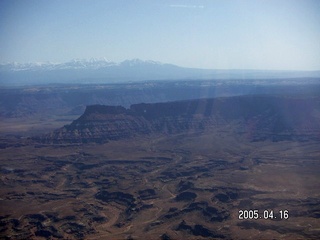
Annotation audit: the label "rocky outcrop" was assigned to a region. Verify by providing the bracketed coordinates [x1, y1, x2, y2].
[175, 192, 197, 202]
[40, 95, 320, 143]
[175, 220, 226, 238]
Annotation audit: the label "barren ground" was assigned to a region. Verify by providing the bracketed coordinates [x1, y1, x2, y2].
[0, 117, 319, 239]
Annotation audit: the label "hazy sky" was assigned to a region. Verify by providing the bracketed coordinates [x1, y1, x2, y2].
[1, 0, 319, 70]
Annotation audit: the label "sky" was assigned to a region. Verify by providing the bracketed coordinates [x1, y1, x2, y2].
[0, 0, 319, 70]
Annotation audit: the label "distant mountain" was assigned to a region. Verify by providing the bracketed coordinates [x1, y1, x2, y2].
[39, 95, 320, 144]
[1, 59, 320, 86]
[0, 58, 117, 71]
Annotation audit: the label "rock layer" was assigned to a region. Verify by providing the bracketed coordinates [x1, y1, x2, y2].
[41, 95, 320, 143]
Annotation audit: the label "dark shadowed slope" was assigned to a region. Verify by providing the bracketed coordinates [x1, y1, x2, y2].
[40, 95, 320, 143]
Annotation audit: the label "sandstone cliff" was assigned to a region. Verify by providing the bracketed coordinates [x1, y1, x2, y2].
[41, 95, 320, 143]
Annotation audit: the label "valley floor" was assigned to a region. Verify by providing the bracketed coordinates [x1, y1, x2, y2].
[0, 128, 319, 239]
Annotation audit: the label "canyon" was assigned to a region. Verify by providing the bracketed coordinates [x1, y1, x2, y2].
[1, 82, 320, 239]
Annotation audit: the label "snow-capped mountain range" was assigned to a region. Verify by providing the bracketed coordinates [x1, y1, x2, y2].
[0, 58, 319, 86]
[0, 58, 185, 85]
[0, 58, 164, 71]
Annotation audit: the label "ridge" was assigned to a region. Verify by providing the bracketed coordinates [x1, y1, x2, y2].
[39, 95, 320, 144]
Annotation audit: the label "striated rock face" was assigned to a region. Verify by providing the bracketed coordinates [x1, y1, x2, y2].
[41, 95, 320, 143]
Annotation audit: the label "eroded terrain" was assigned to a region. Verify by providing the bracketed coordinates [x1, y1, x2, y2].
[1, 129, 319, 239]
